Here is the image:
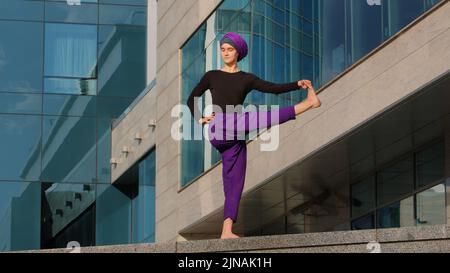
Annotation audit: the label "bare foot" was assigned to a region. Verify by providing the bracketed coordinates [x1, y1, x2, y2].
[220, 232, 240, 239]
[306, 85, 321, 108]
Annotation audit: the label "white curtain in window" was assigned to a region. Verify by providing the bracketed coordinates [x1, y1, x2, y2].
[45, 23, 97, 78]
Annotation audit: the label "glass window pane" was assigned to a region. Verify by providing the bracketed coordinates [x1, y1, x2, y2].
[99, 0, 147, 5]
[44, 23, 97, 78]
[45, 2, 98, 24]
[377, 196, 415, 228]
[41, 182, 95, 248]
[238, 9, 251, 32]
[43, 94, 97, 117]
[96, 184, 132, 245]
[383, 0, 425, 38]
[351, 213, 375, 230]
[0, 93, 42, 115]
[0, 182, 41, 251]
[286, 211, 305, 234]
[0, 21, 43, 93]
[133, 150, 156, 243]
[180, 54, 206, 186]
[351, 175, 376, 218]
[181, 136, 204, 186]
[52, 0, 98, 3]
[98, 25, 146, 97]
[416, 183, 446, 226]
[0, 0, 44, 21]
[96, 96, 135, 119]
[377, 155, 414, 206]
[319, 0, 346, 83]
[180, 24, 206, 73]
[261, 215, 286, 236]
[349, 0, 382, 63]
[416, 141, 445, 188]
[302, 0, 313, 21]
[99, 4, 147, 26]
[97, 118, 111, 184]
[42, 116, 96, 183]
[0, 115, 41, 181]
[44, 78, 97, 95]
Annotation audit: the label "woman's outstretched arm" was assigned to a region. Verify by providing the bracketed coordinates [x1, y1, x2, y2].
[249, 73, 300, 94]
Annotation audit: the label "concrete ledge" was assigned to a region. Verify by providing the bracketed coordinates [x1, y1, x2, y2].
[14, 225, 450, 253]
[176, 225, 450, 253]
[17, 242, 176, 254]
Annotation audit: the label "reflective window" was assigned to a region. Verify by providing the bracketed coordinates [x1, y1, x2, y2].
[351, 175, 376, 218]
[351, 213, 375, 230]
[41, 182, 95, 249]
[261, 215, 286, 236]
[318, 0, 346, 83]
[97, 118, 111, 184]
[0, 21, 43, 93]
[44, 23, 97, 94]
[133, 150, 156, 243]
[383, 0, 441, 38]
[96, 184, 132, 245]
[0, 0, 44, 21]
[97, 25, 146, 97]
[181, 24, 207, 73]
[50, 0, 98, 3]
[181, 136, 205, 186]
[377, 155, 414, 206]
[45, 2, 98, 24]
[44, 78, 97, 96]
[99, 0, 147, 5]
[351, 137, 447, 231]
[96, 148, 156, 245]
[0, 115, 41, 181]
[41, 116, 96, 183]
[0, 182, 41, 252]
[318, 0, 442, 83]
[348, 0, 383, 63]
[181, 52, 207, 186]
[43, 94, 97, 117]
[50, 0, 98, 2]
[416, 141, 445, 189]
[286, 211, 305, 234]
[0, 93, 42, 115]
[416, 183, 446, 226]
[44, 23, 97, 78]
[99, 4, 147, 26]
[0, 0, 150, 251]
[377, 196, 415, 229]
[96, 96, 135, 119]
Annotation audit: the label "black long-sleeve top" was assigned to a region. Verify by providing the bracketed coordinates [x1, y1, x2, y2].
[187, 69, 300, 120]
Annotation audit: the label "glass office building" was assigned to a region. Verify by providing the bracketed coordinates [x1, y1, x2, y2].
[179, 0, 447, 237]
[0, 0, 155, 251]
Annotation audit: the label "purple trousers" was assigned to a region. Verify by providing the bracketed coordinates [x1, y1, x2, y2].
[207, 105, 297, 223]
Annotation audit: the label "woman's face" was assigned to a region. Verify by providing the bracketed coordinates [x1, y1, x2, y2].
[220, 43, 238, 65]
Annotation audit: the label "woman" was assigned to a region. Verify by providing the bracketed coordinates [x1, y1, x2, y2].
[187, 32, 321, 239]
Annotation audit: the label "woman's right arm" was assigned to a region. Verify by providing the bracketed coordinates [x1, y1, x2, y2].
[187, 71, 211, 122]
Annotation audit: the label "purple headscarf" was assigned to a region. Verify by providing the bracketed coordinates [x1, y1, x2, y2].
[219, 32, 248, 62]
